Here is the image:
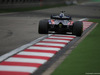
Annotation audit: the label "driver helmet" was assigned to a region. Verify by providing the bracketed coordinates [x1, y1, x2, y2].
[60, 13, 64, 18]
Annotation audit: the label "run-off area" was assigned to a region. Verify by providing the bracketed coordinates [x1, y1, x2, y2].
[0, 21, 94, 75]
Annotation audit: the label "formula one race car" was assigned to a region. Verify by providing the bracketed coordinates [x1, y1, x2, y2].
[38, 11, 83, 36]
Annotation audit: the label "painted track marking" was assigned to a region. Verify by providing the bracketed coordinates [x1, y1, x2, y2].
[5, 57, 47, 64]
[27, 46, 60, 51]
[18, 51, 55, 57]
[0, 65, 37, 73]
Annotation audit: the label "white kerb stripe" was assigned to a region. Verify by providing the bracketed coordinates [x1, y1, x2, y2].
[36, 43, 65, 47]
[18, 51, 54, 57]
[5, 57, 47, 64]
[28, 46, 60, 51]
[49, 36, 74, 39]
[43, 39, 70, 43]
[0, 65, 37, 73]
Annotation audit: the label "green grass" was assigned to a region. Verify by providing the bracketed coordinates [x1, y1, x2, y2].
[0, 4, 67, 13]
[51, 19, 100, 75]
[91, 0, 100, 2]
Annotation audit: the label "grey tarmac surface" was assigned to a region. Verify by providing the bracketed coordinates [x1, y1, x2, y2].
[0, 2, 100, 57]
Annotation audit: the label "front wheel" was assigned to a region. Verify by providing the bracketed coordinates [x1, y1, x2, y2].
[72, 21, 83, 36]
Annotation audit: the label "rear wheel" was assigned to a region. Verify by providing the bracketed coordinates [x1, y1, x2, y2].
[72, 21, 83, 36]
[38, 19, 49, 34]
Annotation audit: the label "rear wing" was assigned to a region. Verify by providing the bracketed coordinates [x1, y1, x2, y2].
[51, 15, 72, 20]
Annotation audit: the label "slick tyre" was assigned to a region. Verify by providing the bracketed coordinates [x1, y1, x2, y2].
[73, 21, 83, 36]
[38, 19, 49, 34]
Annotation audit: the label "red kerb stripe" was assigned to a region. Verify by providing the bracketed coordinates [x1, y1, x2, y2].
[24, 49, 57, 54]
[33, 45, 63, 48]
[0, 71, 30, 75]
[46, 38, 72, 41]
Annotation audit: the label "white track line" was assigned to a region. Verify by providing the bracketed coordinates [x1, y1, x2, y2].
[43, 39, 70, 43]
[5, 57, 47, 64]
[78, 18, 88, 21]
[35, 43, 65, 47]
[18, 51, 55, 57]
[28, 46, 60, 51]
[0, 65, 37, 73]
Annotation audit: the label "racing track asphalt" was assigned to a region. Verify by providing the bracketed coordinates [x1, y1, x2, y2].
[0, 2, 99, 75]
[0, 2, 100, 56]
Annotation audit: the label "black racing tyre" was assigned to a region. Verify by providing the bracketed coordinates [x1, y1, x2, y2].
[72, 21, 83, 36]
[38, 19, 49, 34]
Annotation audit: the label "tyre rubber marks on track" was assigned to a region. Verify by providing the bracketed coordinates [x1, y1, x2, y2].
[0, 21, 93, 75]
